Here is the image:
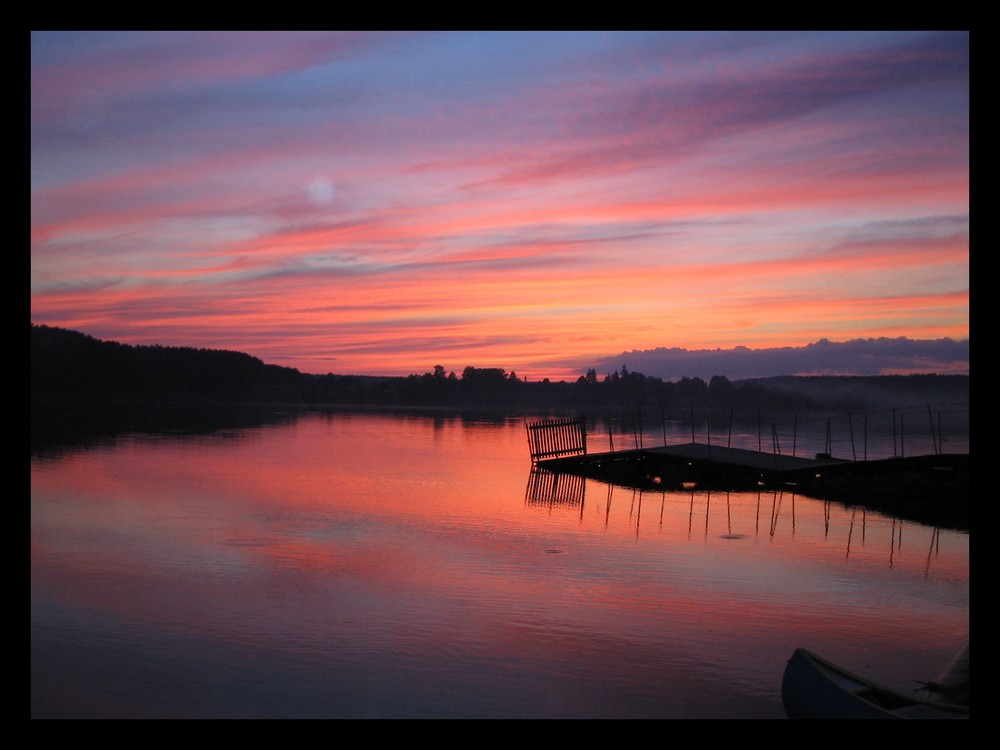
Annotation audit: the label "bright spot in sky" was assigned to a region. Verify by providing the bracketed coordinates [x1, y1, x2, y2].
[307, 177, 334, 206]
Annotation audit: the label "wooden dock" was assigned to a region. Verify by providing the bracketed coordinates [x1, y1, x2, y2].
[537, 442, 849, 487]
[527, 417, 969, 530]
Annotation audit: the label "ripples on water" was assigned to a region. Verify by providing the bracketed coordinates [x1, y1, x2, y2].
[31, 410, 969, 718]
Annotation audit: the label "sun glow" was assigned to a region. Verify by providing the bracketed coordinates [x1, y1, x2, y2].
[31, 31, 968, 379]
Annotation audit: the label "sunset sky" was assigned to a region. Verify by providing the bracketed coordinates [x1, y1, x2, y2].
[30, 31, 969, 381]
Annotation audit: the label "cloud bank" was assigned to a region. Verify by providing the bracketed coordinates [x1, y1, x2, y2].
[589, 337, 969, 381]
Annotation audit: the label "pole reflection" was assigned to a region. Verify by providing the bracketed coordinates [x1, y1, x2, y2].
[524, 466, 963, 573]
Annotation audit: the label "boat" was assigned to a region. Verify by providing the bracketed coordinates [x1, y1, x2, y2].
[781, 648, 969, 719]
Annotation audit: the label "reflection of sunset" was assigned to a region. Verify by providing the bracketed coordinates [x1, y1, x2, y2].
[31, 32, 968, 380]
[32, 414, 968, 622]
[31, 412, 968, 717]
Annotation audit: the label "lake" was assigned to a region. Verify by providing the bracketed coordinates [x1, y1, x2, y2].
[30, 408, 969, 719]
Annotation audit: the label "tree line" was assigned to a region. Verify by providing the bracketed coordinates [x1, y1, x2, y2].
[31, 324, 969, 415]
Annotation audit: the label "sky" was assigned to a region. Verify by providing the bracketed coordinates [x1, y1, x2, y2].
[30, 31, 969, 381]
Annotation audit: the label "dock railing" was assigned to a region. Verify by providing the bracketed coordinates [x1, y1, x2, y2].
[526, 416, 587, 463]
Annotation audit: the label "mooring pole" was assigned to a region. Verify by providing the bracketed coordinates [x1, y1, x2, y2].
[849, 414, 856, 461]
[927, 404, 938, 455]
[900, 414, 905, 459]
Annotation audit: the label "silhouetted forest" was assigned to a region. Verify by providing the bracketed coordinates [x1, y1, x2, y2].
[31, 324, 970, 416]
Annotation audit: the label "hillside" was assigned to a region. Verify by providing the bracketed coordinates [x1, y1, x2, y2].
[31, 324, 304, 403]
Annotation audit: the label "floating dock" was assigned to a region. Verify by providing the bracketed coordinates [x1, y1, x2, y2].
[526, 416, 970, 530]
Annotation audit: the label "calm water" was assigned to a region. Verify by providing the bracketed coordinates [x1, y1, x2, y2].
[31, 409, 969, 719]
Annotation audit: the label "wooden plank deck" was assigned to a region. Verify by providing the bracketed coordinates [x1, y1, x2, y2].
[533, 442, 969, 530]
[537, 441, 847, 481]
[643, 442, 847, 473]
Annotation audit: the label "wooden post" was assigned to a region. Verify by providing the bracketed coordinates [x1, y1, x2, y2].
[927, 404, 938, 455]
[900, 414, 905, 459]
[849, 413, 856, 461]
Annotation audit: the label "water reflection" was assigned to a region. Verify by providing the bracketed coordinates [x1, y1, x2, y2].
[524, 468, 586, 510]
[30, 401, 305, 459]
[524, 466, 961, 577]
[32, 410, 968, 719]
